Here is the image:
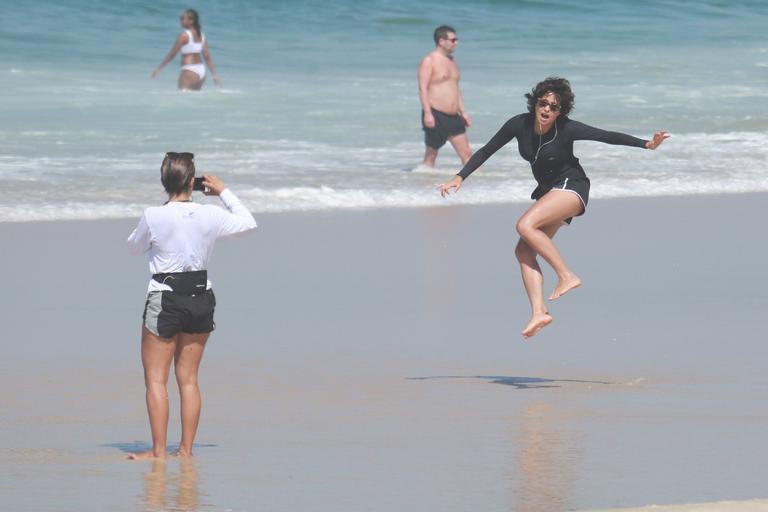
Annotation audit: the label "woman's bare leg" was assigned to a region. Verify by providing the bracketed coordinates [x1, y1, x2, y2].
[129, 328, 177, 460]
[173, 332, 209, 456]
[516, 191, 584, 301]
[178, 70, 204, 91]
[515, 223, 561, 338]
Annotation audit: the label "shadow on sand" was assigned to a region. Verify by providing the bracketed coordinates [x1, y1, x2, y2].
[408, 375, 611, 389]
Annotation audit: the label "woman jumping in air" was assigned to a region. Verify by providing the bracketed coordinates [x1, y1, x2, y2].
[439, 77, 668, 339]
[151, 9, 221, 90]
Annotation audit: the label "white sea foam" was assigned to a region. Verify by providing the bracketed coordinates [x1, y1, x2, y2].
[3, 182, 767, 223]
[1, 129, 766, 222]
[0, 203, 147, 223]
[577, 499, 768, 512]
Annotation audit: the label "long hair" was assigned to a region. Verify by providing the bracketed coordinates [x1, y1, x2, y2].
[185, 9, 202, 39]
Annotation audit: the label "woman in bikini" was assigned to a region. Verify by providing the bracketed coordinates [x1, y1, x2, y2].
[438, 77, 669, 339]
[151, 9, 221, 90]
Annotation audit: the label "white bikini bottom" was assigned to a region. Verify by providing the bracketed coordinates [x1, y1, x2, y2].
[181, 64, 206, 80]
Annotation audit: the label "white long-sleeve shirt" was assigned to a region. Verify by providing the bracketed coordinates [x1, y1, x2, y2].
[127, 188, 257, 292]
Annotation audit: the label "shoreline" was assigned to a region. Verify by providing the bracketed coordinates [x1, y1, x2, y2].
[1, 189, 767, 225]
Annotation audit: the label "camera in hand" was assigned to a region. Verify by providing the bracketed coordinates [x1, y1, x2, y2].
[193, 177, 206, 192]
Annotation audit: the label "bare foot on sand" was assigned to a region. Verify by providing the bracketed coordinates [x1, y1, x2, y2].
[549, 274, 581, 301]
[171, 449, 192, 457]
[127, 450, 166, 460]
[522, 312, 553, 339]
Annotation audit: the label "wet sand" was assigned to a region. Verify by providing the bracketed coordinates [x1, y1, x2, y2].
[1, 194, 766, 511]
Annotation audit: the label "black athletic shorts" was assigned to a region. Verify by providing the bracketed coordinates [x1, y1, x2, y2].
[531, 176, 590, 225]
[422, 108, 467, 149]
[143, 289, 216, 339]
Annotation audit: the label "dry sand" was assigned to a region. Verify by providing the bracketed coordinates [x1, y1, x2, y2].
[1, 194, 766, 511]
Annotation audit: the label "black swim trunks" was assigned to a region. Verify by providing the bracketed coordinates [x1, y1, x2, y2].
[531, 176, 590, 225]
[143, 289, 216, 339]
[422, 108, 467, 149]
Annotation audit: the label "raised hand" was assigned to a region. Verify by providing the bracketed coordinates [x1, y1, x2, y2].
[646, 130, 670, 150]
[202, 174, 226, 196]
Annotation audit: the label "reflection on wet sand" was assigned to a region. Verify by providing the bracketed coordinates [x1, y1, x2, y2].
[514, 401, 580, 512]
[140, 457, 200, 512]
[176, 458, 201, 511]
[142, 460, 167, 511]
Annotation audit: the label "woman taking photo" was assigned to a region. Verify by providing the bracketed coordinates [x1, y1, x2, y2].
[151, 9, 221, 90]
[439, 77, 668, 339]
[127, 152, 256, 459]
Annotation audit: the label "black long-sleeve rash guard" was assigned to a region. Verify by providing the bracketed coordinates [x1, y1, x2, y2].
[457, 113, 648, 187]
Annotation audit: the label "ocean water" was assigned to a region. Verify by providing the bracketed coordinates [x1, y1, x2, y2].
[1, 0, 766, 221]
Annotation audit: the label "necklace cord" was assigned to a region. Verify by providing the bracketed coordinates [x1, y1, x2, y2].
[533, 122, 557, 165]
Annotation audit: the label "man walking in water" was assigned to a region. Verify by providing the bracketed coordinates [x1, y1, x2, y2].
[418, 25, 472, 167]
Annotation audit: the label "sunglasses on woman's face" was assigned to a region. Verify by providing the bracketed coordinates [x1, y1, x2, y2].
[166, 152, 194, 160]
[537, 99, 561, 112]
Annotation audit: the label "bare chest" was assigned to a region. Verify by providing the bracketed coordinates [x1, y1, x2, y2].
[431, 59, 459, 83]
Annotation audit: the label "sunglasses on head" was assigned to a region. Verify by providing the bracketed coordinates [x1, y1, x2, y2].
[166, 152, 194, 160]
[537, 99, 561, 112]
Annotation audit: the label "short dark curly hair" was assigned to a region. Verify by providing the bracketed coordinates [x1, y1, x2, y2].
[525, 77, 575, 116]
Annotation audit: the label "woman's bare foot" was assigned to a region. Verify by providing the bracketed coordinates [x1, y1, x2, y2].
[127, 450, 166, 460]
[171, 449, 193, 457]
[549, 274, 581, 300]
[522, 312, 553, 339]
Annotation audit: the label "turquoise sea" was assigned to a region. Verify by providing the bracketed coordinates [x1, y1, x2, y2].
[1, 0, 766, 221]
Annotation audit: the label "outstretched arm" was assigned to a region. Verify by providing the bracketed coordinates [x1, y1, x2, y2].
[418, 56, 435, 128]
[151, 34, 185, 78]
[568, 120, 669, 149]
[202, 40, 221, 86]
[439, 116, 522, 196]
